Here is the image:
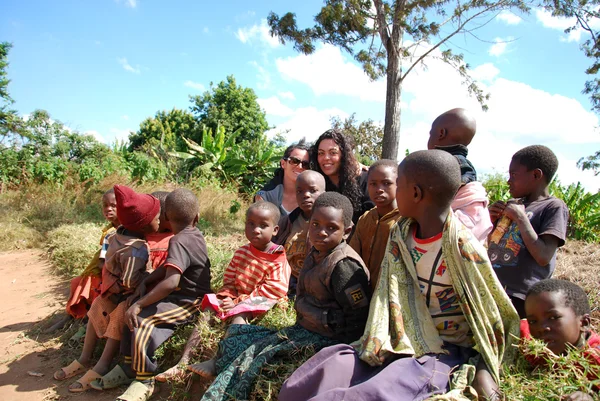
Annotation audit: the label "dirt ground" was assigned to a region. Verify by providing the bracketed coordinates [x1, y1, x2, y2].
[0, 250, 186, 401]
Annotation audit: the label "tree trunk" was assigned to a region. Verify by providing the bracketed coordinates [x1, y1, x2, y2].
[381, 50, 402, 160]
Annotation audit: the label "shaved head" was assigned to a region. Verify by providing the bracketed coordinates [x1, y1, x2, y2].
[428, 108, 477, 149]
[296, 170, 326, 190]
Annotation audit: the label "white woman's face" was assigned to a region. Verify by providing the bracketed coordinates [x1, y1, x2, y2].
[317, 139, 341, 178]
[282, 148, 310, 182]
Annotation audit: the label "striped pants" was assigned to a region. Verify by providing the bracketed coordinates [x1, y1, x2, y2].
[120, 297, 200, 379]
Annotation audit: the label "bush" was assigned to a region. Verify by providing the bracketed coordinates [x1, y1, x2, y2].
[47, 223, 103, 276]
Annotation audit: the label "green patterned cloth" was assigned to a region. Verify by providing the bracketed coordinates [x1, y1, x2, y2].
[354, 211, 519, 387]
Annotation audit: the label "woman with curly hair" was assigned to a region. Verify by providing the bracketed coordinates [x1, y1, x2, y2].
[312, 129, 373, 223]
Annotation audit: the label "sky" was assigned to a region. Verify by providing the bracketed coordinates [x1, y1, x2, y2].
[2, 0, 600, 191]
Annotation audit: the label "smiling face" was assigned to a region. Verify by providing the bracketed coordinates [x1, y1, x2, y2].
[245, 207, 279, 251]
[309, 206, 350, 253]
[525, 291, 587, 355]
[368, 165, 397, 215]
[317, 139, 342, 179]
[102, 192, 119, 226]
[296, 175, 325, 217]
[282, 148, 310, 183]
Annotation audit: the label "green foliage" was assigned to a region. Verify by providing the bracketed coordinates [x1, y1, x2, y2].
[128, 108, 200, 152]
[331, 113, 383, 164]
[0, 42, 24, 145]
[482, 172, 511, 204]
[47, 223, 103, 276]
[189, 75, 269, 144]
[550, 181, 600, 242]
[578, 150, 600, 176]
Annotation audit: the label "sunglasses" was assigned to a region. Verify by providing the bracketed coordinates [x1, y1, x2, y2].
[285, 156, 310, 169]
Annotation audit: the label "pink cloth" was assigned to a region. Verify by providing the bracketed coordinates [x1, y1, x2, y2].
[201, 293, 278, 320]
[451, 181, 493, 244]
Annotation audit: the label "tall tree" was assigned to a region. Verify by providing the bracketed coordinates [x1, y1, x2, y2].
[128, 108, 200, 152]
[268, 0, 528, 159]
[331, 113, 383, 163]
[0, 42, 23, 147]
[189, 75, 269, 144]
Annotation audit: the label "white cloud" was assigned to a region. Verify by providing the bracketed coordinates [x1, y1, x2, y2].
[117, 57, 140, 74]
[258, 96, 294, 117]
[265, 106, 349, 144]
[109, 128, 132, 143]
[276, 44, 385, 102]
[203, 27, 210, 34]
[121, 115, 130, 120]
[235, 19, 280, 48]
[278, 91, 295, 100]
[497, 11, 522, 25]
[116, 0, 137, 8]
[471, 63, 500, 82]
[535, 9, 600, 42]
[184, 80, 205, 91]
[85, 130, 105, 143]
[488, 37, 512, 57]
[250, 61, 272, 90]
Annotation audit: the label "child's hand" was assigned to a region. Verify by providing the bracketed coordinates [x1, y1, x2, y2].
[561, 391, 593, 401]
[503, 200, 526, 222]
[220, 298, 235, 311]
[127, 283, 146, 306]
[125, 303, 142, 331]
[488, 201, 506, 223]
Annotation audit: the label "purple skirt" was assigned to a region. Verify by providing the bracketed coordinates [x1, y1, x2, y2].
[278, 343, 474, 401]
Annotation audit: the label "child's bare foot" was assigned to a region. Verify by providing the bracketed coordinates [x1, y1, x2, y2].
[155, 364, 189, 382]
[44, 314, 73, 333]
[187, 359, 216, 378]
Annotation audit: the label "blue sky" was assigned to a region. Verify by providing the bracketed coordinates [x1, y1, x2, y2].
[2, 0, 600, 190]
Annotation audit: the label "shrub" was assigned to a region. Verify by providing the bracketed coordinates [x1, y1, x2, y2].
[47, 223, 103, 276]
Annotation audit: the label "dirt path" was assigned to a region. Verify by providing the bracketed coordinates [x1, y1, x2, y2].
[0, 250, 182, 401]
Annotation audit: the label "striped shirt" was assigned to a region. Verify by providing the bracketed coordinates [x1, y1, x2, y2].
[218, 243, 290, 304]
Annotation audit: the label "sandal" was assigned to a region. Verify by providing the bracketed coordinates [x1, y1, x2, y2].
[116, 380, 155, 401]
[53, 359, 86, 381]
[68, 369, 102, 393]
[67, 326, 86, 348]
[89, 365, 134, 390]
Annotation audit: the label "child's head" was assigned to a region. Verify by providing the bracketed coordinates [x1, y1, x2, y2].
[396, 150, 461, 219]
[114, 185, 160, 234]
[509, 145, 558, 198]
[295, 170, 326, 217]
[101, 188, 120, 227]
[165, 189, 199, 234]
[367, 160, 398, 215]
[427, 108, 476, 150]
[525, 279, 591, 355]
[245, 201, 280, 251]
[309, 192, 353, 253]
[151, 191, 171, 233]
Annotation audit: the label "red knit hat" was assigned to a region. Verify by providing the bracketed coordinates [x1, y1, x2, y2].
[113, 185, 160, 232]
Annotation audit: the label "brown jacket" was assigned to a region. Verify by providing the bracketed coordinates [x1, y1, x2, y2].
[349, 207, 401, 289]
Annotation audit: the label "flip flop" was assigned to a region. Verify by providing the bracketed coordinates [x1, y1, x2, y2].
[116, 380, 155, 401]
[68, 369, 102, 393]
[53, 359, 86, 381]
[67, 326, 86, 348]
[89, 365, 134, 390]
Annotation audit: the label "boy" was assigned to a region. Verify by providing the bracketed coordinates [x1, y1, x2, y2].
[196, 192, 371, 400]
[146, 191, 173, 271]
[54, 185, 160, 392]
[427, 108, 493, 242]
[108, 188, 211, 400]
[279, 150, 519, 401]
[488, 145, 569, 318]
[349, 159, 400, 289]
[282, 170, 326, 297]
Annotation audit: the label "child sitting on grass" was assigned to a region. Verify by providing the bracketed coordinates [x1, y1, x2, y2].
[53, 185, 160, 392]
[279, 150, 520, 401]
[427, 108, 493, 243]
[281, 170, 326, 297]
[519, 279, 598, 401]
[104, 188, 211, 401]
[349, 159, 400, 289]
[195, 192, 372, 401]
[488, 145, 569, 318]
[157, 200, 291, 382]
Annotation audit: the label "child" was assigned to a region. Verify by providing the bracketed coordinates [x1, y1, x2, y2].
[279, 150, 520, 401]
[146, 191, 174, 271]
[46, 189, 121, 335]
[194, 192, 372, 401]
[488, 145, 569, 318]
[521, 279, 598, 401]
[105, 188, 211, 401]
[281, 170, 326, 297]
[349, 159, 400, 289]
[53, 185, 160, 392]
[427, 108, 493, 243]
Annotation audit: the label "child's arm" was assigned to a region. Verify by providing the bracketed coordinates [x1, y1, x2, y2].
[127, 266, 167, 305]
[561, 392, 594, 401]
[488, 201, 506, 224]
[217, 251, 242, 299]
[329, 259, 371, 343]
[472, 359, 502, 401]
[503, 202, 562, 266]
[120, 245, 150, 291]
[125, 267, 182, 330]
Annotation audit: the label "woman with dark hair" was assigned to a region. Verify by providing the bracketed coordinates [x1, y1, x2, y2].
[255, 139, 311, 217]
[312, 129, 373, 223]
